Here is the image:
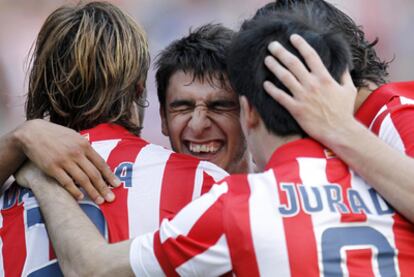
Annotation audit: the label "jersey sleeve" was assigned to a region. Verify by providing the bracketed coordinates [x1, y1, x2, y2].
[197, 161, 229, 196]
[371, 104, 414, 157]
[129, 182, 232, 277]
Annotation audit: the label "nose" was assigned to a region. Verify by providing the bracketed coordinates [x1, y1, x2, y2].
[187, 105, 211, 135]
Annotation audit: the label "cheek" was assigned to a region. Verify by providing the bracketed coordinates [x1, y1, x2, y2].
[167, 115, 189, 139]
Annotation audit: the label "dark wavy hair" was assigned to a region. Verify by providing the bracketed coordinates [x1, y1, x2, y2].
[228, 11, 352, 137]
[155, 23, 234, 108]
[251, 0, 389, 88]
[26, 1, 150, 135]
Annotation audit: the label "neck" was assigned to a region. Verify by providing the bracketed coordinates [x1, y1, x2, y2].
[354, 82, 379, 113]
[250, 124, 301, 171]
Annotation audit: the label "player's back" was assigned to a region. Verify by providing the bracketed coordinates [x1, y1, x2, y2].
[223, 138, 414, 276]
[0, 123, 228, 276]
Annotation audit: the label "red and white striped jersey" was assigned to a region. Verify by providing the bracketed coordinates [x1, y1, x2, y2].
[131, 138, 414, 277]
[356, 81, 414, 157]
[0, 123, 228, 276]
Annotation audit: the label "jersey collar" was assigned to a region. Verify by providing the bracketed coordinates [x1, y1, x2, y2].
[264, 138, 335, 170]
[80, 123, 145, 143]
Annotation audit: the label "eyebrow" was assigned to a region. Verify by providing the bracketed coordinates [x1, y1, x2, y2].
[207, 99, 239, 107]
[169, 99, 195, 108]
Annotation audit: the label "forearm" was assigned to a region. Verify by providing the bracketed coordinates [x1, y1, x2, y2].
[0, 128, 26, 185]
[323, 120, 414, 222]
[30, 177, 133, 276]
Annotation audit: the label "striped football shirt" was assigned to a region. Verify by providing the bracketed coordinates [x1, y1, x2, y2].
[131, 139, 414, 277]
[0, 123, 228, 276]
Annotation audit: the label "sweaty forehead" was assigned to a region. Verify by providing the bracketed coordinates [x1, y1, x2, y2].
[165, 71, 236, 103]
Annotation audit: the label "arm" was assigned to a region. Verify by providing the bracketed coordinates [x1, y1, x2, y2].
[263, 34, 414, 222]
[1, 119, 119, 203]
[16, 162, 133, 277]
[17, 163, 231, 276]
[0, 128, 26, 186]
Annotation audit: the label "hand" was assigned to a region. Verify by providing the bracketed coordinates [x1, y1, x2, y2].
[263, 34, 357, 145]
[14, 120, 120, 204]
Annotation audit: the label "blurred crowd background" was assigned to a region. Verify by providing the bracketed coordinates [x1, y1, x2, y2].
[1, 0, 413, 147]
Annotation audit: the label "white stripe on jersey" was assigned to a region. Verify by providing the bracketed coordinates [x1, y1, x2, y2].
[400, 96, 414, 105]
[159, 183, 228, 243]
[248, 170, 291, 276]
[378, 114, 405, 153]
[91, 139, 121, 160]
[176, 235, 231, 277]
[368, 105, 387, 130]
[297, 158, 331, 276]
[198, 161, 228, 181]
[21, 191, 50, 275]
[130, 232, 163, 277]
[128, 144, 172, 237]
[192, 161, 229, 201]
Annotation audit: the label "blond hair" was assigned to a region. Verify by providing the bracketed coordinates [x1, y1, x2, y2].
[26, 1, 150, 134]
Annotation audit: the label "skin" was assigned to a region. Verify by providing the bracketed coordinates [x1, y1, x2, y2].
[0, 119, 119, 204]
[263, 34, 414, 223]
[14, 92, 283, 275]
[160, 70, 249, 174]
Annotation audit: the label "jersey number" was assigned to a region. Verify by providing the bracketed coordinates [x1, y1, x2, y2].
[321, 226, 397, 276]
[26, 203, 106, 277]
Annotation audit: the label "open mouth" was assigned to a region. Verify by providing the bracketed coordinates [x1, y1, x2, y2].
[184, 141, 223, 157]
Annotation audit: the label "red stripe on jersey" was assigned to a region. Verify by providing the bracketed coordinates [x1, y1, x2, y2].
[159, 196, 225, 269]
[346, 249, 374, 277]
[100, 139, 147, 243]
[201, 171, 216, 195]
[225, 175, 260, 277]
[49, 245, 56, 260]
[1, 204, 26, 276]
[392, 214, 414, 275]
[326, 158, 366, 223]
[153, 231, 179, 277]
[389, 106, 414, 157]
[274, 161, 320, 277]
[370, 97, 401, 135]
[355, 81, 414, 127]
[159, 154, 197, 223]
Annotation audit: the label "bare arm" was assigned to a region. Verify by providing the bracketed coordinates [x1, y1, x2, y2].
[0, 128, 26, 186]
[1, 119, 119, 203]
[16, 162, 134, 277]
[263, 34, 414, 222]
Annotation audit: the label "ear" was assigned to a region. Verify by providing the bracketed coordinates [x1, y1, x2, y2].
[239, 96, 260, 130]
[159, 106, 169, 136]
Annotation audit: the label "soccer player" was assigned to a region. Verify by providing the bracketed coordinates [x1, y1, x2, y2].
[258, 0, 414, 222]
[16, 9, 414, 276]
[155, 24, 250, 174]
[0, 2, 227, 275]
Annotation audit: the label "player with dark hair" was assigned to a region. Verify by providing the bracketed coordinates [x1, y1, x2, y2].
[155, 23, 249, 174]
[255, 0, 414, 222]
[0, 2, 226, 275]
[16, 9, 414, 276]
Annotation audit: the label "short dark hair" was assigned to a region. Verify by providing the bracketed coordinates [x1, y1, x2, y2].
[26, 1, 150, 135]
[155, 23, 234, 108]
[252, 0, 389, 88]
[227, 11, 352, 137]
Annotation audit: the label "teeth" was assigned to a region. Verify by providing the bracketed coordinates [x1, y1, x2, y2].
[189, 142, 220, 153]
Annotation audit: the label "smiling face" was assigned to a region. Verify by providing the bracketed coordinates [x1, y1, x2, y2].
[160, 70, 248, 173]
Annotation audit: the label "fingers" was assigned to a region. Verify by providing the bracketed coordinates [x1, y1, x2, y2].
[53, 168, 85, 201]
[264, 55, 303, 97]
[340, 69, 356, 90]
[263, 81, 297, 113]
[86, 147, 120, 188]
[289, 34, 331, 78]
[268, 41, 311, 85]
[77, 157, 115, 203]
